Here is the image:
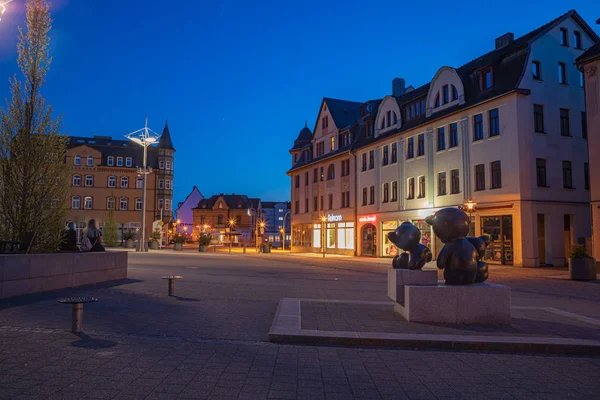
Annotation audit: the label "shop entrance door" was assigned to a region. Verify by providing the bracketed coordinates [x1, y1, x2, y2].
[361, 224, 376, 256]
[481, 216, 513, 265]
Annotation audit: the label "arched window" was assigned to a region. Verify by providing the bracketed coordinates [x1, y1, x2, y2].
[84, 196, 93, 209]
[120, 177, 128, 188]
[72, 175, 81, 186]
[72, 196, 80, 209]
[380, 118, 386, 130]
[434, 93, 440, 108]
[74, 155, 81, 166]
[108, 176, 116, 188]
[392, 112, 398, 125]
[327, 164, 335, 180]
[86, 155, 93, 166]
[135, 198, 142, 211]
[119, 197, 128, 210]
[107, 197, 116, 210]
[218, 202, 223, 209]
[386, 111, 392, 127]
[451, 85, 458, 101]
[85, 175, 93, 187]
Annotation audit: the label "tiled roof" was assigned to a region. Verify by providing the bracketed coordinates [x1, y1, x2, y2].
[67, 136, 160, 168]
[290, 122, 313, 151]
[194, 194, 257, 210]
[577, 41, 600, 64]
[158, 121, 175, 151]
[324, 97, 362, 130]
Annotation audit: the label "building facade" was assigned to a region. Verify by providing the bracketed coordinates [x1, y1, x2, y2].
[66, 122, 175, 241]
[192, 194, 261, 246]
[175, 186, 204, 240]
[288, 10, 598, 266]
[261, 201, 291, 248]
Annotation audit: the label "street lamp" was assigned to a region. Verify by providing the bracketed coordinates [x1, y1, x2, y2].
[0, 0, 13, 22]
[228, 218, 236, 254]
[125, 117, 160, 252]
[282, 211, 290, 251]
[320, 215, 327, 258]
[464, 200, 477, 235]
[279, 228, 284, 249]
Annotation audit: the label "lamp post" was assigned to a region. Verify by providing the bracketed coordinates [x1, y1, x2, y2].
[464, 200, 477, 236]
[228, 218, 236, 254]
[279, 228, 284, 249]
[258, 221, 266, 252]
[321, 215, 327, 258]
[125, 118, 160, 252]
[282, 211, 290, 251]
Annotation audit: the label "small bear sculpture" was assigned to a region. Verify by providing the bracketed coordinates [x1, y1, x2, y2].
[425, 208, 490, 285]
[387, 221, 432, 270]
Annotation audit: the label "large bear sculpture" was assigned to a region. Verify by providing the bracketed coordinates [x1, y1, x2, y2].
[425, 208, 489, 285]
[387, 221, 432, 270]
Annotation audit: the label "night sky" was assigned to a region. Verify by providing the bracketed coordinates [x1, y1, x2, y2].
[0, 0, 597, 205]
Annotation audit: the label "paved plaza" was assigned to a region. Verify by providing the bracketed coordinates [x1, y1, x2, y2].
[1, 251, 600, 399]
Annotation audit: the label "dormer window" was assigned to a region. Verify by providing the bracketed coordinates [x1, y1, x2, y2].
[479, 67, 493, 90]
[442, 85, 449, 104]
[434, 93, 440, 108]
[451, 85, 458, 101]
[219, 202, 223, 209]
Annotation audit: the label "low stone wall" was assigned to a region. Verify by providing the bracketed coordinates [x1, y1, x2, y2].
[0, 252, 128, 299]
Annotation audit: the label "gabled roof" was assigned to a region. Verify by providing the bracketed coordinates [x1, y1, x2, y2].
[577, 41, 600, 65]
[194, 194, 257, 210]
[158, 121, 175, 151]
[67, 135, 160, 168]
[323, 97, 362, 130]
[175, 186, 203, 212]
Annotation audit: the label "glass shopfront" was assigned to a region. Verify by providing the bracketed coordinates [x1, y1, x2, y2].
[313, 221, 354, 251]
[381, 219, 432, 257]
[362, 224, 377, 256]
[292, 224, 312, 247]
[481, 215, 513, 265]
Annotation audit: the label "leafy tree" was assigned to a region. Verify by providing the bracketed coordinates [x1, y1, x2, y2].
[0, 0, 69, 252]
[103, 210, 119, 247]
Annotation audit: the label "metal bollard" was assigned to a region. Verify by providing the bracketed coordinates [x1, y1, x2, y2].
[72, 303, 84, 333]
[168, 278, 175, 297]
[243, 246, 246, 254]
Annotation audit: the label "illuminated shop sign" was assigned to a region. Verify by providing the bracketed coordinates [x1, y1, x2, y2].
[327, 214, 343, 222]
[358, 215, 377, 223]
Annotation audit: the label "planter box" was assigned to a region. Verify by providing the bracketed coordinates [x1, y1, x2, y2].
[569, 258, 597, 281]
[149, 241, 159, 250]
[125, 239, 135, 249]
[0, 252, 128, 299]
[199, 245, 208, 252]
[174, 243, 183, 251]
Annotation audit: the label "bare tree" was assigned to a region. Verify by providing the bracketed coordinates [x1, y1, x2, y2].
[0, 0, 69, 252]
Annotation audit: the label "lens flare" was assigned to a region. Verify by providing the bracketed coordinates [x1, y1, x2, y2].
[0, 0, 13, 22]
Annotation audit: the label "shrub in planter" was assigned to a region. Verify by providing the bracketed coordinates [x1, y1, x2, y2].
[149, 229, 161, 249]
[173, 233, 186, 251]
[123, 231, 136, 248]
[568, 245, 596, 281]
[198, 233, 212, 252]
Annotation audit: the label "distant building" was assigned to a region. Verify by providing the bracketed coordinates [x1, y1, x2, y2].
[192, 194, 262, 246]
[66, 122, 175, 241]
[175, 186, 204, 239]
[261, 201, 291, 248]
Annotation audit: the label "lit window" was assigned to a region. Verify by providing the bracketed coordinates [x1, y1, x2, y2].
[117, 157, 123, 166]
[330, 136, 335, 151]
[120, 197, 128, 210]
[74, 155, 81, 166]
[87, 156, 93, 166]
[72, 175, 81, 186]
[126, 157, 132, 167]
[84, 196, 93, 209]
[120, 177, 128, 188]
[107, 156, 114, 166]
[85, 175, 93, 187]
[135, 198, 142, 211]
[72, 196, 80, 209]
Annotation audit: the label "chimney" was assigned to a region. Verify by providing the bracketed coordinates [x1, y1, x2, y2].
[392, 78, 405, 97]
[495, 33, 514, 49]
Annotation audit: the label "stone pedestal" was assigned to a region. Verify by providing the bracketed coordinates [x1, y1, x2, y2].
[394, 282, 511, 325]
[387, 269, 438, 305]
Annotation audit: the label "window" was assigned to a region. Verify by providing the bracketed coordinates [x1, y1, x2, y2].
[451, 169, 460, 194]
[320, 196, 323, 210]
[434, 93, 440, 108]
[87, 156, 93, 166]
[362, 188, 367, 206]
[489, 109, 500, 137]
[407, 137, 414, 159]
[120, 197, 128, 210]
[369, 186, 375, 205]
[294, 175, 299, 188]
[305, 198, 309, 213]
[407, 178, 415, 200]
[159, 179, 164, 189]
[438, 172, 447, 196]
[490, 161, 502, 189]
[320, 167, 324, 181]
[218, 215, 223, 225]
[107, 156, 114, 166]
[560, 28, 568, 46]
[108, 176, 116, 188]
[341, 159, 350, 177]
[418, 176, 425, 198]
[449, 123, 458, 147]
[166, 161, 171, 170]
[165, 180, 171, 190]
[560, 109, 570, 136]
[165, 199, 171, 211]
[437, 127, 445, 151]
[391, 143, 397, 163]
[479, 67, 493, 90]
[563, 161, 573, 189]
[314, 168, 318, 182]
[382, 146, 389, 166]
[574, 31, 582, 49]
[442, 84, 449, 104]
[534, 105, 545, 133]
[74, 155, 81, 166]
[322, 116, 328, 129]
[580, 71, 584, 88]
[336, 222, 355, 250]
[536, 159, 547, 187]
[369, 150, 374, 170]
[328, 194, 333, 210]
[582, 112, 587, 139]
[159, 160, 165, 169]
[451, 85, 458, 101]
[72, 175, 81, 186]
[117, 157, 123, 167]
[84, 196, 93, 210]
[584, 163, 590, 191]
[558, 63, 567, 84]
[305, 172, 309, 186]
[294, 201, 299, 214]
[313, 196, 318, 211]
[327, 164, 335, 180]
[158, 198, 164, 211]
[330, 136, 335, 152]
[341, 191, 350, 208]
[473, 114, 484, 141]
[532, 61, 542, 80]
[475, 164, 485, 191]
[85, 175, 93, 187]
[417, 134, 424, 156]
[316, 142, 324, 157]
[126, 157, 132, 167]
[361, 154, 367, 171]
[382, 183, 389, 203]
[72, 196, 80, 209]
[391, 181, 398, 201]
[121, 177, 128, 188]
[107, 197, 115, 210]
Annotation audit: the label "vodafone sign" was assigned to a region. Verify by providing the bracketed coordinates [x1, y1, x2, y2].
[358, 215, 377, 223]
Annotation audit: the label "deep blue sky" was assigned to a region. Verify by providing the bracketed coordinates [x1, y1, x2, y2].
[0, 1, 598, 205]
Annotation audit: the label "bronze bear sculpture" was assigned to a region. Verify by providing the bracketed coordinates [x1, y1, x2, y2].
[387, 221, 432, 270]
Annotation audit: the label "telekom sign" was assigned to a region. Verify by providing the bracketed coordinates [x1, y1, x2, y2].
[327, 214, 343, 222]
[358, 215, 377, 223]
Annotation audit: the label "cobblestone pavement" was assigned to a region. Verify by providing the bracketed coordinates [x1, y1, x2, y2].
[1, 251, 600, 399]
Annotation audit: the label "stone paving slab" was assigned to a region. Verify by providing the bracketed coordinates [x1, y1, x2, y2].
[269, 298, 600, 355]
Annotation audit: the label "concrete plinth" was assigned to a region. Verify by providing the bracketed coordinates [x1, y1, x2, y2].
[387, 269, 438, 305]
[395, 282, 511, 325]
